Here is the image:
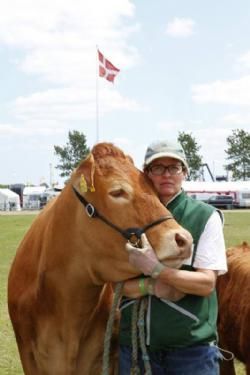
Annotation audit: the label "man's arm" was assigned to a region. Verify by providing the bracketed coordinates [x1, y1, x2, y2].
[122, 277, 186, 301]
[156, 267, 218, 297]
[124, 211, 226, 299]
[122, 268, 217, 301]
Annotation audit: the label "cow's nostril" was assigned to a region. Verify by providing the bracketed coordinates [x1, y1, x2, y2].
[175, 233, 186, 248]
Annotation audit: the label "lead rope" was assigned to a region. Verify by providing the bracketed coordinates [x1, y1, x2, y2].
[138, 298, 151, 375]
[102, 282, 124, 375]
[130, 298, 152, 375]
[102, 286, 152, 375]
[131, 300, 140, 374]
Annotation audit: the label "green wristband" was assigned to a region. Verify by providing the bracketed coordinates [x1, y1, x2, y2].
[138, 278, 147, 296]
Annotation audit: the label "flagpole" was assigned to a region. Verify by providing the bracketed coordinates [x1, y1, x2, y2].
[96, 45, 99, 143]
[95, 48, 120, 144]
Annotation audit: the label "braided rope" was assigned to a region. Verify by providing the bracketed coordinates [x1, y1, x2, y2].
[138, 298, 151, 375]
[101, 285, 152, 375]
[102, 282, 123, 375]
[130, 300, 140, 375]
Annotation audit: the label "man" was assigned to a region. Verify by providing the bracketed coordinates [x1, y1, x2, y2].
[119, 140, 227, 375]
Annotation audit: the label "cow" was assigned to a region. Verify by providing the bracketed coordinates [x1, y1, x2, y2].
[8, 142, 193, 375]
[217, 241, 250, 375]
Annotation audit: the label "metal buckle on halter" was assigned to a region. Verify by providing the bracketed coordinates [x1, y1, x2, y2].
[127, 235, 141, 247]
[85, 203, 95, 217]
[125, 229, 143, 247]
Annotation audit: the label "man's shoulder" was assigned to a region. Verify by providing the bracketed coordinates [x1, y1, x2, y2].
[184, 194, 215, 214]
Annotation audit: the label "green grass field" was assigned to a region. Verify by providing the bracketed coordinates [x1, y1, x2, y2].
[0, 211, 249, 374]
[0, 215, 36, 375]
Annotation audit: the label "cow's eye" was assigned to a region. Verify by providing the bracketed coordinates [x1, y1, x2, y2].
[109, 189, 125, 198]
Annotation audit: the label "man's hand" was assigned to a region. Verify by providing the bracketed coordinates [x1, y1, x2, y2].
[153, 279, 186, 301]
[125, 233, 165, 278]
[121, 277, 185, 301]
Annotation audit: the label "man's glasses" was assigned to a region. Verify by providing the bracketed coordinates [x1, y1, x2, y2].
[148, 164, 184, 176]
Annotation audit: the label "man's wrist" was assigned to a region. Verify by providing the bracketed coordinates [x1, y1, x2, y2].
[147, 278, 155, 295]
[151, 262, 165, 279]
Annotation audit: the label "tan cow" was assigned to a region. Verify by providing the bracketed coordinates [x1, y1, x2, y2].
[217, 241, 250, 375]
[8, 142, 192, 375]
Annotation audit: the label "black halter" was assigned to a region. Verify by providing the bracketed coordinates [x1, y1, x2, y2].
[72, 186, 173, 244]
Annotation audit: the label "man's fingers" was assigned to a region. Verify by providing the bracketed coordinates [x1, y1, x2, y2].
[140, 233, 150, 248]
[125, 233, 152, 253]
[125, 242, 139, 252]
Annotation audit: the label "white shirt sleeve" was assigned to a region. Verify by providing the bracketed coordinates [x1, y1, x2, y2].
[183, 211, 228, 275]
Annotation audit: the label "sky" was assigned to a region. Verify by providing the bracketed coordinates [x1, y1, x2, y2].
[1, 0, 250, 186]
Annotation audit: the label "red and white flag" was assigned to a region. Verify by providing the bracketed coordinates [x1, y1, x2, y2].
[98, 49, 120, 83]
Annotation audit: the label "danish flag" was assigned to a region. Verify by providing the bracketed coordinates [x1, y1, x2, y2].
[98, 49, 120, 83]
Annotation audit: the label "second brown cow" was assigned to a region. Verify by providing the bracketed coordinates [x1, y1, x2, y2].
[217, 241, 250, 375]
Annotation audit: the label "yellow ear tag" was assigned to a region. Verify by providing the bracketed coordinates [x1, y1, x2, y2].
[89, 185, 95, 193]
[79, 174, 88, 193]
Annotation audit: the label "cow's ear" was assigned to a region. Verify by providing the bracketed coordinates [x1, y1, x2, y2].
[75, 153, 95, 193]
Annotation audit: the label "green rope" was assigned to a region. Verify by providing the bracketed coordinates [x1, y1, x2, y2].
[102, 282, 123, 375]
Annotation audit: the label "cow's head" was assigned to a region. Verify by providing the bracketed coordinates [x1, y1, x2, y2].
[71, 142, 193, 283]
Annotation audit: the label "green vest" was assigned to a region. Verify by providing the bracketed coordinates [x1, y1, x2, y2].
[119, 191, 218, 350]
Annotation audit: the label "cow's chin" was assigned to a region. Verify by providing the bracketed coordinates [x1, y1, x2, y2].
[162, 259, 185, 269]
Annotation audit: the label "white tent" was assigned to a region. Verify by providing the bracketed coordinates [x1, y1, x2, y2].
[23, 186, 47, 210]
[44, 187, 61, 202]
[0, 188, 21, 211]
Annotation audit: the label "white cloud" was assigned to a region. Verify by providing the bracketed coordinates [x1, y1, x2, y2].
[192, 75, 250, 106]
[0, 0, 142, 138]
[237, 51, 250, 70]
[12, 86, 140, 124]
[0, 123, 65, 136]
[0, 0, 135, 46]
[0, 0, 139, 85]
[165, 17, 195, 38]
[221, 112, 250, 126]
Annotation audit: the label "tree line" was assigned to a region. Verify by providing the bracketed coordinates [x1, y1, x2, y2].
[54, 128, 250, 182]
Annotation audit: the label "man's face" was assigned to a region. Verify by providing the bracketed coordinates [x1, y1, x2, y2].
[146, 157, 186, 204]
